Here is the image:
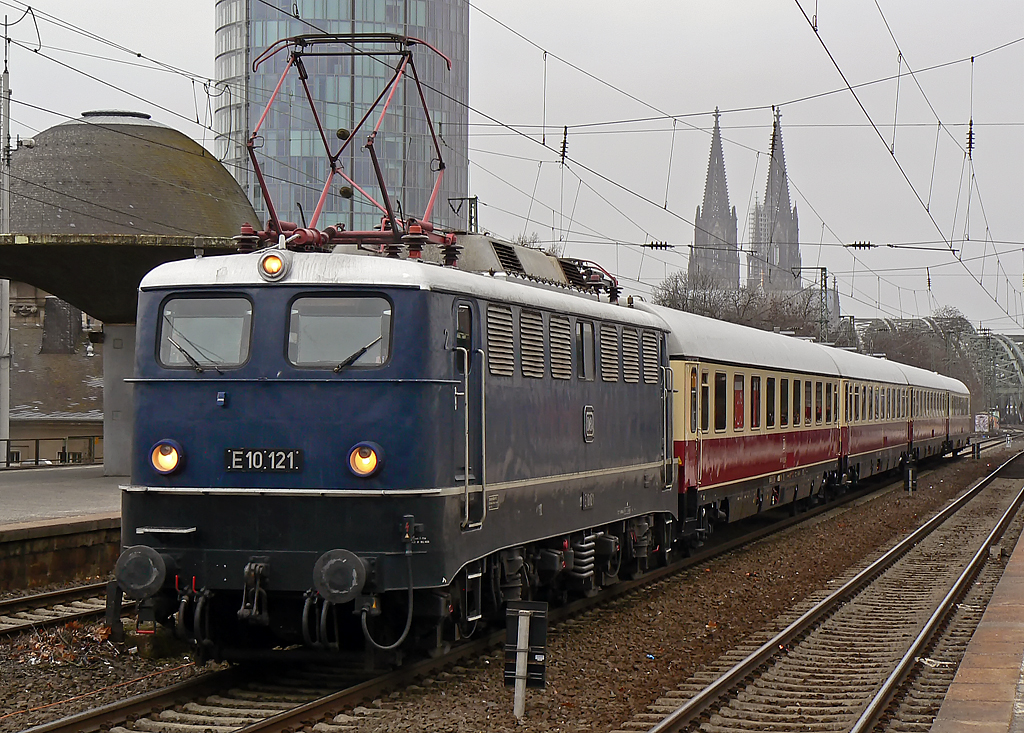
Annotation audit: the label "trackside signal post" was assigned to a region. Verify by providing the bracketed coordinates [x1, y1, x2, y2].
[504, 600, 548, 720]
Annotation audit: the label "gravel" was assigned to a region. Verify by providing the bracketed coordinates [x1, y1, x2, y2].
[0, 452, 1008, 732]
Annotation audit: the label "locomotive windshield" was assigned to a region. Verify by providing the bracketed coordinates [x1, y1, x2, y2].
[159, 296, 252, 369]
[288, 296, 392, 368]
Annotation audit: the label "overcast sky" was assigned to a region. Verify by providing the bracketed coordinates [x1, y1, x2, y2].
[7, 1, 1024, 331]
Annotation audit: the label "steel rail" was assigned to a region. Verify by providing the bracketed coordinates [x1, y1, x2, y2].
[0, 581, 108, 615]
[0, 582, 139, 637]
[850, 470, 1024, 731]
[648, 449, 1024, 733]
[22, 668, 242, 733]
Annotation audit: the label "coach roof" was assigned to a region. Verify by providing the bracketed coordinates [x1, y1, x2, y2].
[636, 302, 841, 376]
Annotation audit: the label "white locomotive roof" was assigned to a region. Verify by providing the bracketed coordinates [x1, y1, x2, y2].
[139, 250, 666, 328]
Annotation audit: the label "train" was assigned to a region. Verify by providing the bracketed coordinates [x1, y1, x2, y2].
[107, 32, 971, 661]
[108, 231, 971, 661]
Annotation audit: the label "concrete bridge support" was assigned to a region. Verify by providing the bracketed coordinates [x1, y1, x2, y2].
[102, 325, 136, 477]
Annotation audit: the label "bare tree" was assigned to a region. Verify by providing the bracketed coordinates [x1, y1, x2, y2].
[512, 231, 563, 258]
[654, 271, 820, 337]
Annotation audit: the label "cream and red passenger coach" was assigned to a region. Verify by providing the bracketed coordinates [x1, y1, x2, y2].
[636, 303, 972, 531]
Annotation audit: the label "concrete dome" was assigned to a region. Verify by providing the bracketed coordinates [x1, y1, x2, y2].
[12, 110, 257, 236]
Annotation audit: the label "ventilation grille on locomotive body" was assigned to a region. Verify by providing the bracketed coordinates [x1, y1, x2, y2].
[641, 331, 660, 384]
[486, 305, 515, 376]
[490, 241, 526, 275]
[549, 316, 573, 379]
[622, 328, 641, 383]
[557, 259, 588, 288]
[520, 310, 545, 378]
[600, 324, 619, 382]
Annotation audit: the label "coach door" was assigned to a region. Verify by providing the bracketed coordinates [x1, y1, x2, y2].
[680, 363, 701, 490]
[454, 301, 486, 529]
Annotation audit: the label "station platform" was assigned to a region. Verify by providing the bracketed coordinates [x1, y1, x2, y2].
[931, 526, 1024, 732]
[0, 464, 121, 527]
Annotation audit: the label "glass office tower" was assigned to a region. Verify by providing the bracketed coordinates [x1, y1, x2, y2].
[214, 1, 469, 234]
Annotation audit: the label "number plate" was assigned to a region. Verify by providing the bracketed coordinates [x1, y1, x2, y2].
[225, 449, 303, 472]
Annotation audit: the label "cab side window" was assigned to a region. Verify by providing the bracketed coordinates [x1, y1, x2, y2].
[576, 321, 595, 381]
[456, 304, 472, 374]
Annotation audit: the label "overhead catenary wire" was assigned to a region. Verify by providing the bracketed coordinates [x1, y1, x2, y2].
[8, 0, 1021, 325]
[793, 0, 1022, 328]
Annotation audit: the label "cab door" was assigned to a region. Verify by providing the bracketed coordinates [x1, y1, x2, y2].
[453, 300, 485, 528]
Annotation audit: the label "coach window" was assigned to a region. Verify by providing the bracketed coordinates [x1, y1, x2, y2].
[690, 367, 698, 433]
[576, 321, 595, 381]
[780, 379, 790, 426]
[815, 381, 823, 424]
[793, 380, 801, 427]
[734, 374, 745, 430]
[701, 371, 710, 432]
[825, 383, 833, 423]
[766, 377, 776, 428]
[805, 381, 813, 425]
[751, 376, 761, 429]
[715, 371, 727, 432]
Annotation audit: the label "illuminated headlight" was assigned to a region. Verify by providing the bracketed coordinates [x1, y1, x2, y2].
[258, 249, 290, 281]
[348, 442, 383, 477]
[150, 439, 184, 474]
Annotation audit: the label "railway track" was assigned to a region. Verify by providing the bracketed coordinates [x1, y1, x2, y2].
[617, 450, 1024, 733]
[18, 441, 1012, 733]
[0, 582, 125, 636]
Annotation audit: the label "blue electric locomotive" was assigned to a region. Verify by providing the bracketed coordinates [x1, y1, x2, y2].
[113, 237, 677, 659]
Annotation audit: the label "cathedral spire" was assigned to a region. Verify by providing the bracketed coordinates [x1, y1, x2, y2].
[690, 107, 739, 289]
[764, 107, 793, 228]
[701, 107, 731, 222]
[748, 107, 800, 291]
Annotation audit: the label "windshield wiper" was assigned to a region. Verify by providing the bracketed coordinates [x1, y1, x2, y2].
[167, 336, 206, 373]
[334, 336, 383, 373]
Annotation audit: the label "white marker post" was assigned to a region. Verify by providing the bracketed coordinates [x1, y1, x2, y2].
[504, 600, 548, 722]
[513, 608, 531, 720]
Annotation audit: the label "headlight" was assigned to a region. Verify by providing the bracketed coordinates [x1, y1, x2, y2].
[348, 442, 383, 477]
[258, 249, 290, 281]
[150, 439, 184, 474]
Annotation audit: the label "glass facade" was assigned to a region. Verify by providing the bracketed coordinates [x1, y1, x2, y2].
[214, 0, 469, 233]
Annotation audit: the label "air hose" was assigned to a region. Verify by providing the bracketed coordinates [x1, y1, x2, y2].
[360, 546, 414, 651]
